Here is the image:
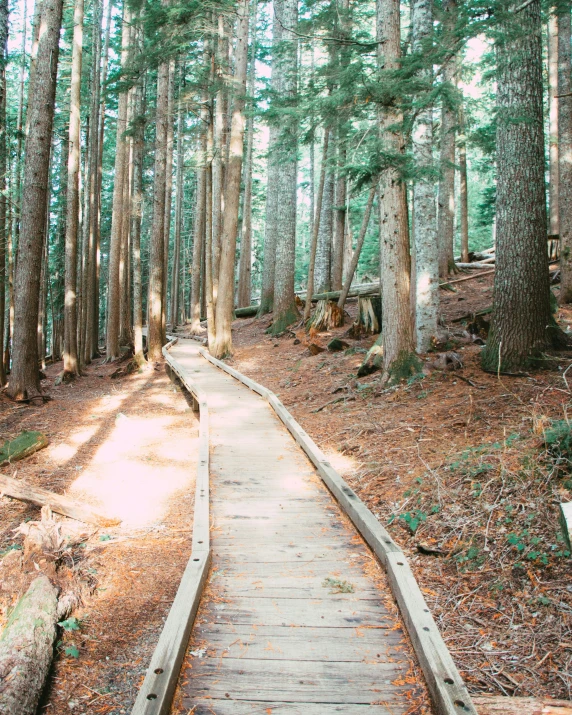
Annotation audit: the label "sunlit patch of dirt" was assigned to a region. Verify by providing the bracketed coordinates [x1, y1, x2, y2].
[0, 358, 199, 713]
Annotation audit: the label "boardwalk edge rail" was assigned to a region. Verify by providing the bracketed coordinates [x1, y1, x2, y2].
[197, 345, 477, 715]
[131, 338, 211, 715]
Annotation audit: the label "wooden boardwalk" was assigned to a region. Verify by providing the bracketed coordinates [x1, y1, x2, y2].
[168, 339, 426, 714]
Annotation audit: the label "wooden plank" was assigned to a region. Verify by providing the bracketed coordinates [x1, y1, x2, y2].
[0, 473, 120, 527]
[189, 623, 402, 661]
[186, 658, 409, 703]
[182, 701, 411, 714]
[472, 696, 572, 715]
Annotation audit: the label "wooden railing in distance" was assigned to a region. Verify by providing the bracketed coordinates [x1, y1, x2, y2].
[197, 345, 477, 715]
[131, 338, 211, 715]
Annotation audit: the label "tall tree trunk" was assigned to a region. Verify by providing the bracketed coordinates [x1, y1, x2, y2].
[437, 0, 457, 279]
[482, 0, 564, 372]
[132, 77, 146, 366]
[304, 128, 330, 321]
[147, 58, 170, 360]
[258, 0, 284, 316]
[8, 0, 63, 400]
[0, 0, 7, 385]
[458, 104, 469, 262]
[315, 137, 334, 293]
[332, 140, 347, 291]
[548, 9, 559, 235]
[190, 57, 208, 335]
[211, 0, 250, 358]
[271, 0, 299, 335]
[558, 6, 572, 303]
[82, 0, 102, 365]
[337, 185, 376, 310]
[94, 0, 112, 355]
[105, 4, 130, 360]
[62, 0, 84, 379]
[119, 91, 133, 348]
[412, 0, 438, 353]
[171, 98, 184, 327]
[162, 59, 175, 339]
[377, 0, 419, 381]
[237, 0, 258, 309]
[212, 16, 227, 309]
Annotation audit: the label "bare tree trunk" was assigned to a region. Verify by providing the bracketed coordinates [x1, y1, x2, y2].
[458, 104, 469, 263]
[337, 185, 376, 310]
[0, 12, 7, 386]
[212, 16, 227, 310]
[132, 78, 146, 366]
[119, 92, 133, 348]
[8, 0, 63, 400]
[548, 8, 559, 235]
[376, 0, 419, 381]
[437, 0, 457, 279]
[162, 59, 175, 339]
[211, 0, 250, 358]
[237, 0, 258, 309]
[271, 0, 299, 335]
[304, 128, 330, 321]
[171, 98, 184, 327]
[190, 65, 208, 334]
[315, 137, 334, 293]
[482, 0, 564, 372]
[105, 4, 130, 360]
[62, 0, 84, 379]
[82, 0, 102, 365]
[558, 6, 572, 303]
[412, 0, 438, 353]
[93, 0, 112, 355]
[332, 140, 346, 291]
[258, 0, 284, 316]
[147, 58, 170, 360]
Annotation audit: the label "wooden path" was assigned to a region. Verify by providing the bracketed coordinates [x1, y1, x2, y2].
[168, 339, 424, 714]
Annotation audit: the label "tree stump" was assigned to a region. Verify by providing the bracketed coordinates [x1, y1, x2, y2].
[349, 295, 381, 338]
[0, 575, 58, 715]
[310, 300, 344, 331]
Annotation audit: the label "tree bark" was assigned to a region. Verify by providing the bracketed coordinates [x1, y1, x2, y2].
[548, 8, 559, 235]
[558, 6, 572, 303]
[211, 0, 250, 358]
[0, 4, 7, 386]
[437, 0, 457, 279]
[412, 0, 438, 353]
[237, 0, 258, 309]
[171, 98, 184, 327]
[62, 0, 84, 379]
[337, 185, 376, 310]
[162, 58, 176, 340]
[271, 0, 299, 335]
[147, 58, 170, 360]
[376, 0, 419, 381]
[132, 77, 146, 366]
[482, 0, 563, 372]
[315, 137, 335, 293]
[458, 104, 469, 263]
[105, 4, 130, 360]
[304, 128, 330, 321]
[0, 576, 58, 715]
[7, 0, 63, 401]
[258, 0, 284, 316]
[119, 93, 133, 349]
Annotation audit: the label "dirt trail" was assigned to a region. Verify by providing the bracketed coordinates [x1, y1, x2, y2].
[0, 360, 198, 714]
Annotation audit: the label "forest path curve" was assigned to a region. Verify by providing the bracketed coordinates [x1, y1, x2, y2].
[167, 338, 428, 714]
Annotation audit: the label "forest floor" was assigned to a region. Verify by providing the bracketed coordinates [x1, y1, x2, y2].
[0, 360, 199, 714]
[2, 268, 572, 712]
[179, 269, 572, 701]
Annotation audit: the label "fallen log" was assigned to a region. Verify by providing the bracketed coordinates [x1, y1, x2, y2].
[455, 262, 495, 269]
[0, 474, 120, 527]
[234, 283, 381, 319]
[473, 695, 572, 715]
[0, 431, 48, 467]
[442, 269, 495, 287]
[0, 575, 58, 715]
